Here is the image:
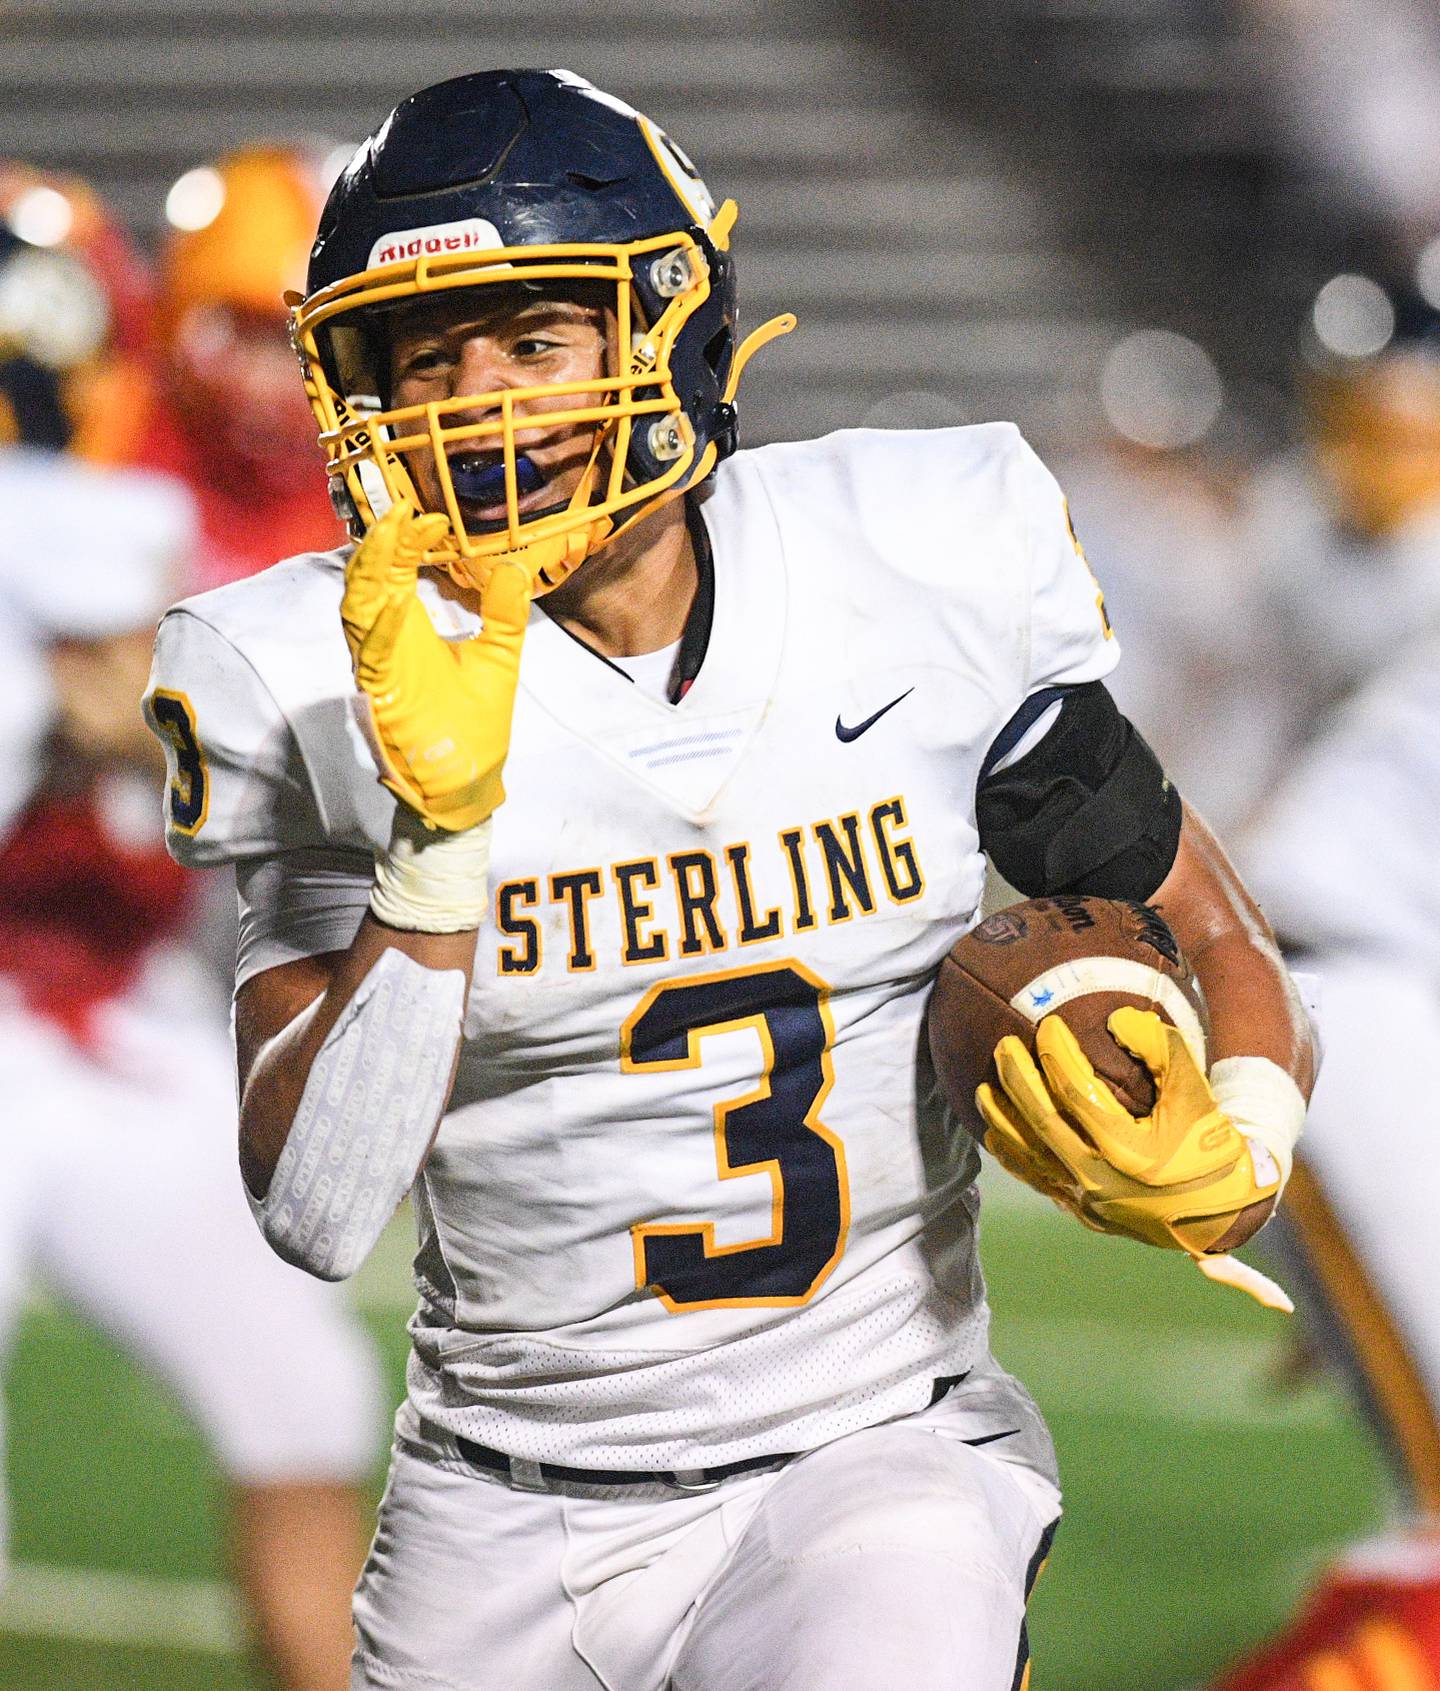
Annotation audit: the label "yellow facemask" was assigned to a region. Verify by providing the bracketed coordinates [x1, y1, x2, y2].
[289, 205, 793, 596]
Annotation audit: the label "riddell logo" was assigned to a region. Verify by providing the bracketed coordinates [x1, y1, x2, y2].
[367, 218, 503, 269]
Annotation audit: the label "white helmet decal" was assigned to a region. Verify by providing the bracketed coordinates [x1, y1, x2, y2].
[367, 216, 502, 270]
[638, 119, 716, 229]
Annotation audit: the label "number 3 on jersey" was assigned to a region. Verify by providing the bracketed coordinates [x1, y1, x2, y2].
[148, 688, 209, 836]
[622, 960, 849, 1312]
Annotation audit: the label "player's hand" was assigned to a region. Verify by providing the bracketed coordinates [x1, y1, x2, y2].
[340, 498, 533, 831]
[975, 1007, 1281, 1256]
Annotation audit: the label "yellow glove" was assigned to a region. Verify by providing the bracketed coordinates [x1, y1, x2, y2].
[976, 1007, 1281, 1255]
[340, 499, 533, 831]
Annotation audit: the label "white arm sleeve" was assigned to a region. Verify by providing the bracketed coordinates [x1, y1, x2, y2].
[247, 948, 466, 1281]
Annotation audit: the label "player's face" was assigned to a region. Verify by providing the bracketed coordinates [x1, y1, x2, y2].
[386, 288, 610, 529]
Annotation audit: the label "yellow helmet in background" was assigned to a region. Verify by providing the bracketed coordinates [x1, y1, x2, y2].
[1302, 272, 1440, 540]
[160, 142, 337, 328]
[159, 141, 347, 489]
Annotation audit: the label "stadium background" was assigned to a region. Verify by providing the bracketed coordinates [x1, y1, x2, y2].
[1, 1, 1434, 1685]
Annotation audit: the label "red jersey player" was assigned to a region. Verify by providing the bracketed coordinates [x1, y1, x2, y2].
[133, 142, 347, 590]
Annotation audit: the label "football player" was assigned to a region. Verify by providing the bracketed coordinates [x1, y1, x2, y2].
[146, 70, 1316, 1690]
[1203, 627, 1440, 1681]
[1, 168, 383, 1691]
[0, 162, 153, 460]
[133, 141, 346, 589]
[1245, 277, 1440, 736]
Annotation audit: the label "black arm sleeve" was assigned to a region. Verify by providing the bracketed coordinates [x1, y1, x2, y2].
[975, 681, 1183, 900]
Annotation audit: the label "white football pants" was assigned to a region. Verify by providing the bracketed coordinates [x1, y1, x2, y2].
[352, 1391, 1060, 1691]
[0, 966, 382, 1580]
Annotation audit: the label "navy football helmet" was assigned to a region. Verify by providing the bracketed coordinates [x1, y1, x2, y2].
[291, 69, 794, 592]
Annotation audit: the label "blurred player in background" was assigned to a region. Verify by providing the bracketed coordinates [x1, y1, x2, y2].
[1199, 636, 1440, 1686]
[1199, 283, 1440, 1691]
[0, 162, 152, 460]
[0, 170, 382, 1691]
[1067, 290, 1440, 838]
[1246, 277, 1440, 723]
[1058, 329, 1298, 834]
[1054, 279, 1440, 1687]
[133, 140, 345, 589]
[2, 147, 344, 592]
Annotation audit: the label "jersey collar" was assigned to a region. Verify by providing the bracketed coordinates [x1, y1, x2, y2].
[514, 455, 787, 816]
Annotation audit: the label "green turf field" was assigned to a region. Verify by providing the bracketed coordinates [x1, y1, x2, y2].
[0, 1177, 1389, 1690]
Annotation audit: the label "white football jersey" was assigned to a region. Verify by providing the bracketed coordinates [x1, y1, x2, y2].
[146, 425, 1116, 1470]
[1243, 629, 1440, 969]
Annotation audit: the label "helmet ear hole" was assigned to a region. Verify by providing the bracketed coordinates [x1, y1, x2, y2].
[702, 326, 731, 378]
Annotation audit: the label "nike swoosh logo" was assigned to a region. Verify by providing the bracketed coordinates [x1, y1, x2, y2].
[962, 1428, 1022, 1448]
[835, 687, 914, 743]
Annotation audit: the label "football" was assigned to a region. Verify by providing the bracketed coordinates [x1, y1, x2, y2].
[928, 895, 1208, 1138]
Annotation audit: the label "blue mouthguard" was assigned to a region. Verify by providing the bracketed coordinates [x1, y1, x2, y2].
[449, 453, 545, 505]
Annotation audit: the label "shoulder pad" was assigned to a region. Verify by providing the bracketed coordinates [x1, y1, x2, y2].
[145, 549, 393, 865]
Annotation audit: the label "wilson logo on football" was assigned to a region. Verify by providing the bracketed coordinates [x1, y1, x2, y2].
[367, 217, 503, 269]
